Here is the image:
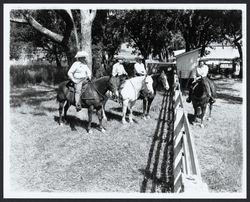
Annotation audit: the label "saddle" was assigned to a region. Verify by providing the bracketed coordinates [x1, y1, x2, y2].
[66, 80, 89, 93]
[66, 80, 75, 92]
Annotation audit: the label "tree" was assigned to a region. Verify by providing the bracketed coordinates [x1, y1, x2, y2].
[123, 10, 185, 61]
[176, 10, 224, 56]
[92, 10, 126, 75]
[221, 10, 242, 78]
[10, 9, 96, 71]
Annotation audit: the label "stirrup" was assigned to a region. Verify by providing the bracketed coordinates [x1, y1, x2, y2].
[209, 97, 216, 103]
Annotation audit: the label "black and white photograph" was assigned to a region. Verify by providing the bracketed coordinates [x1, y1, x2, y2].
[3, 3, 246, 198]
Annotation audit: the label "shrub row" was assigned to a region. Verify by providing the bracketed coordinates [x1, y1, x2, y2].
[10, 65, 68, 87]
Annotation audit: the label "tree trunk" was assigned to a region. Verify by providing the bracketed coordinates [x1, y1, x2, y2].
[80, 10, 96, 73]
[235, 41, 242, 78]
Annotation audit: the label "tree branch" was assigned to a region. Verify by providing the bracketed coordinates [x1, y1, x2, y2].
[10, 17, 29, 24]
[23, 13, 64, 44]
[55, 10, 73, 46]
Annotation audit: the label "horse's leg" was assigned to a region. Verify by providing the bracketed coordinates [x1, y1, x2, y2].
[193, 105, 198, 123]
[87, 105, 94, 134]
[207, 103, 213, 121]
[97, 106, 105, 133]
[128, 100, 136, 123]
[200, 105, 207, 128]
[59, 101, 65, 126]
[142, 98, 147, 120]
[63, 101, 70, 123]
[146, 97, 154, 119]
[122, 99, 129, 124]
[102, 98, 108, 121]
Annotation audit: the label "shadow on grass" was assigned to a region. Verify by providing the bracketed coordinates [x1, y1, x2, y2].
[10, 87, 57, 108]
[110, 107, 144, 117]
[216, 93, 242, 104]
[140, 91, 174, 193]
[54, 115, 100, 132]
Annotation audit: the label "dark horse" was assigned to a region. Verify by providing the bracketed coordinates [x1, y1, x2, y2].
[191, 77, 216, 127]
[139, 71, 169, 119]
[56, 76, 119, 133]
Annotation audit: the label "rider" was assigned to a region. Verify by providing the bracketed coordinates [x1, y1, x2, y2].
[67, 50, 92, 111]
[112, 55, 128, 78]
[186, 59, 216, 103]
[111, 55, 128, 102]
[134, 55, 147, 76]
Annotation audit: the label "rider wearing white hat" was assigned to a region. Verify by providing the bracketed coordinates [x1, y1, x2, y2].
[112, 55, 128, 77]
[67, 50, 92, 111]
[134, 55, 146, 76]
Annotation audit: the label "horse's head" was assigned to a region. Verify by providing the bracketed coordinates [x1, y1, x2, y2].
[142, 75, 154, 97]
[159, 71, 169, 91]
[108, 76, 120, 97]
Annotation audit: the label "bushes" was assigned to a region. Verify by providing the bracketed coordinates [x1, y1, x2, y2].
[10, 65, 68, 87]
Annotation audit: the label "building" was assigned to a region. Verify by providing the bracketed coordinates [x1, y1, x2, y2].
[175, 48, 201, 79]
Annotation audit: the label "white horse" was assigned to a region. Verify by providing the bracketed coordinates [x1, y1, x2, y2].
[120, 75, 154, 124]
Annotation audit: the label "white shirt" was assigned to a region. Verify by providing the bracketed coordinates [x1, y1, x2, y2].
[67, 61, 91, 84]
[196, 64, 209, 78]
[134, 62, 146, 75]
[112, 62, 128, 76]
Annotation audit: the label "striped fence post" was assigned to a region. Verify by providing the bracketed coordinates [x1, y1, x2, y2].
[173, 79, 208, 193]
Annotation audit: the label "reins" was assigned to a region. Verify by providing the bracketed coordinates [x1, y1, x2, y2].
[79, 80, 108, 100]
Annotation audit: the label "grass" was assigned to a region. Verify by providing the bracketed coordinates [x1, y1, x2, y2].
[7, 78, 243, 194]
[182, 78, 243, 193]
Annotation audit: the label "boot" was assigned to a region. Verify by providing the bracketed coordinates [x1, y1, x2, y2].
[186, 97, 191, 103]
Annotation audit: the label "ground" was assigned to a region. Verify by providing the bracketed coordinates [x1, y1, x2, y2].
[7, 78, 244, 194]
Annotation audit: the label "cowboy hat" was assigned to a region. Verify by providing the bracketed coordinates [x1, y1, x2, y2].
[75, 51, 89, 58]
[136, 55, 144, 59]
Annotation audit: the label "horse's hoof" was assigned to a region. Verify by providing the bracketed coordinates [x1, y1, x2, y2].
[200, 124, 204, 128]
[59, 123, 64, 126]
[146, 115, 151, 119]
[88, 130, 93, 134]
[103, 117, 107, 121]
[122, 120, 127, 124]
[129, 119, 134, 123]
[143, 116, 147, 120]
[101, 128, 106, 133]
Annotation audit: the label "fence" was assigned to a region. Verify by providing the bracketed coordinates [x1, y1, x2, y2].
[172, 75, 208, 193]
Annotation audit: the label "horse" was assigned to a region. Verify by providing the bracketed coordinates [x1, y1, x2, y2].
[120, 75, 154, 124]
[101, 72, 169, 121]
[190, 77, 216, 128]
[56, 76, 120, 133]
[138, 71, 169, 120]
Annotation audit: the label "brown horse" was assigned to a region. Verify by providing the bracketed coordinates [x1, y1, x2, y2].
[56, 76, 119, 133]
[191, 77, 216, 127]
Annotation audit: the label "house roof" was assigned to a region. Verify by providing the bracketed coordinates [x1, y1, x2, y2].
[202, 46, 240, 60]
[175, 48, 201, 58]
[173, 49, 185, 57]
